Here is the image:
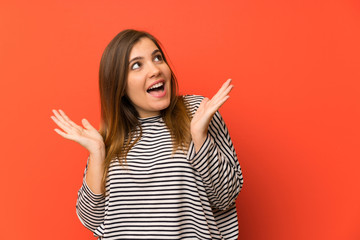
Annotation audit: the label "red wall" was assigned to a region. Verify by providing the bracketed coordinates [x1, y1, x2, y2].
[1, 0, 359, 239]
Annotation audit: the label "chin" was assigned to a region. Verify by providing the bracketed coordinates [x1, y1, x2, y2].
[156, 99, 171, 112]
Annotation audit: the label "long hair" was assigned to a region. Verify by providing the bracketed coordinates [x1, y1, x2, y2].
[99, 29, 191, 193]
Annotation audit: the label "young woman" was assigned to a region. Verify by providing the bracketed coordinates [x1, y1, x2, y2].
[51, 29, 243, 239]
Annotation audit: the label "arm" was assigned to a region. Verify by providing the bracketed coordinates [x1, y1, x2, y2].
[76, 156, 106, 233]
[186, 79, 243, 210]
[187, 110, 243, 210]
[50, 109, 106, 233]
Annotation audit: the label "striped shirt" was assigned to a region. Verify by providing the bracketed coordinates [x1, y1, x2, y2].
[76, 95, 244, 239]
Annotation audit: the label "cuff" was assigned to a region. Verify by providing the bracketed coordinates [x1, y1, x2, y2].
[82, 177, 105, 201]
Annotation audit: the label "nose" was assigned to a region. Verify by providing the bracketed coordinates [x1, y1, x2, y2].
[148, 62, 161, 78]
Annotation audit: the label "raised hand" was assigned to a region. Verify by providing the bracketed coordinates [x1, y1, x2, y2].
[191, 79, 234, 152]
[50, 109, 105, 155]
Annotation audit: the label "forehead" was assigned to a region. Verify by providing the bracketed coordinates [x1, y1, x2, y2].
[129, 37, 159, 58]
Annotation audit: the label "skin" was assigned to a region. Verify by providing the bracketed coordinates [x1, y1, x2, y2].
[50, 38, 233, 194]
[126, 37, 172, 118]
[51, 110, 105, 194]
[191, 78, 233, 152]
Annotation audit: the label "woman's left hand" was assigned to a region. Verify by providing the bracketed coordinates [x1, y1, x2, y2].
[191, 79, 234, 152]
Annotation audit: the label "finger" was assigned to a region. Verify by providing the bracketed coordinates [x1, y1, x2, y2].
[51, 115, 73, 133]
[214, 78, 232, 96]
[205, 96, 231, 117]
[216, 80, 233, 99]
[214, 95, 230, 110]
[82, 118, 96, 131]
[219, 84, 234, 99]
[52, 109, 72, 128]
[212, 79, 232, 100]
[58, 109, 83, 131]
[208, 85, 233, 113]
[54, 128, 76, 141]
[211, 84, 233, 107]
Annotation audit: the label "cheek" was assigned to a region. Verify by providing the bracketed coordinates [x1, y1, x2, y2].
[163, 65, 172, 80]
[125, 78, 132, 95]
[125, 85, 131, 97]
[126, 75, 142, 94]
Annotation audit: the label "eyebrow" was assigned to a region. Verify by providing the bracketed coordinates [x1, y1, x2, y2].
[129, 49, 161, 64]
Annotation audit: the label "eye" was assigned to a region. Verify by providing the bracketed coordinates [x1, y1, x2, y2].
[131, 62, 141, 70]
[154, 54, 163, 62]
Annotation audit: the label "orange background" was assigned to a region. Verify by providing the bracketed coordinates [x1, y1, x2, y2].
[1, 0, 359, 239]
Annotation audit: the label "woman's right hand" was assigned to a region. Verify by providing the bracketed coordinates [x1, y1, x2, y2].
[51, 109, 105, 155]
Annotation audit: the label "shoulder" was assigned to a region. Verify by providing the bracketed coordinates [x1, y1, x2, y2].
[181, 94, 204, 116]
[182, 94, 204, 107]
[181, 95, 225, 123]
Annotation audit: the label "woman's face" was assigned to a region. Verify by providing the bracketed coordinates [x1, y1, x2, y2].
[126, 37, 172, 118]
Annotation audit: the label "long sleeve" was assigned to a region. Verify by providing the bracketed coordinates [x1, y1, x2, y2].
[186, 99, 244, 211]
[74, 104, 241, 239]
[76, 157, 106, 234]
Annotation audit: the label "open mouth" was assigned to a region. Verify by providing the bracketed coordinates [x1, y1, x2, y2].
[147, 81, 165, 94]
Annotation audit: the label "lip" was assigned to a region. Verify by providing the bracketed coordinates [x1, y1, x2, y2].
[146, 79, 167, 98]
[147, 79, 165, 91]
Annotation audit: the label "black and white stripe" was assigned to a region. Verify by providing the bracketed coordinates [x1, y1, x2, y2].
[76, 95, 243, 239]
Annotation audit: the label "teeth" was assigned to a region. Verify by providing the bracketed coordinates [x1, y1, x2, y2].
[148, 82, 164, 90]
